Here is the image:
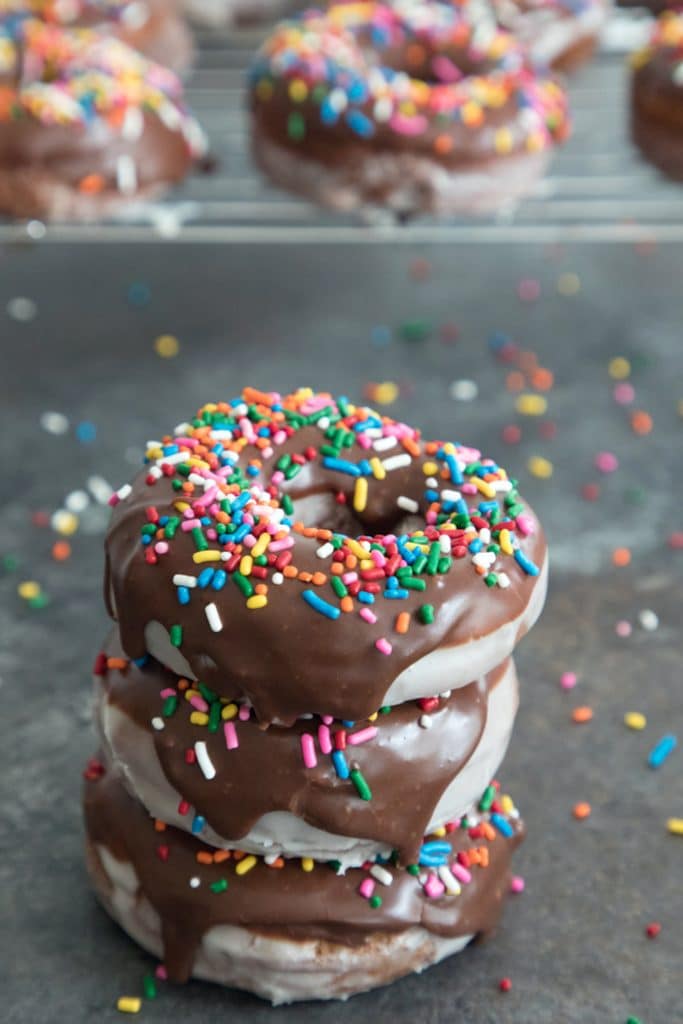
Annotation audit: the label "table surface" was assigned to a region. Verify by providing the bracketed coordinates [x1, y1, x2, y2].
[1, 28, 682, 1024]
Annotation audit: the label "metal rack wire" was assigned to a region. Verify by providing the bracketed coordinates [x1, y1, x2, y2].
[2, 13, 682, 244]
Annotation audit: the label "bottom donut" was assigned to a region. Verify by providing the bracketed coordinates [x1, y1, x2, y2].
[83, 764, 524, 1004]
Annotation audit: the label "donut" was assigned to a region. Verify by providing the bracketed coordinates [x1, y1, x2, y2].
[490, 0, 608, 72]
[247, 1, 570, 217]
[0, 15, 206, 220]
[105, 387, 548, 726]
[0, 1, 194, 73]
[630, 11, 683, 181]
[84, 761, 524, 1001]
[95, 630, 519, 868]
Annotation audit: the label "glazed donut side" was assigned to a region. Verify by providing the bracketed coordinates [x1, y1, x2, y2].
[631, 14, 683, 181]
[105, 390, 548, 725]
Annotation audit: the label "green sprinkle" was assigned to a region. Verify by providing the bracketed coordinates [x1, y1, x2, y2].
[350, 766, 372, 801]
[401, 576, 426, 591]
[284, 462, 301, 481]
[369, 895, 382, 909]
[330, 575, 348, 599]
[28, 593, 50, 610]
[162, 696, 178, 717]
[210, 879, 228, 894]
[142, 975, 157, 1000]
[484, 573, 498, 587]
[170, 624, 183, 647]
[288, 111, 305, 140]
[406, 864, 420, 876]
[232, 572, 254, 598]
[191, 527, 208, 552]
[198, 682, 217, 703]
[418, 604, 435, 625]
[208, 701, 222, 733]
[437, 556, 452, 574]
[164, 517, 180, 539]
[281, 494, 294, 516]
[479, 784, 496, 811]
[399, 319, 432, 342]
[328, 859, 342, 874]
[1, 555, 19, 572]
[412, 554, 427, 575]
[379, 706, 392, 714]
[276, 454, 291, 471]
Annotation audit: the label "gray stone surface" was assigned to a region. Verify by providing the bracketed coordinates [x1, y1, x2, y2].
[1, 240, 681, 1023]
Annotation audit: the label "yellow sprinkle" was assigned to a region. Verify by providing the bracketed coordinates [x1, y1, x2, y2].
[370, 457, 386, 481]
[240, 555, 253, 576]
[251, 534, 270, 559]
[246, 595, 268, 610]
[442, 442, 456, 455]
[494, 127, 514, 154]
[190, 711, 209, 726]
[499, 529, 514, 555]
[173, 501, 190, 512]
[353, 477, 368, 513]
[192, 550, 222, 564]
[500, 794, 515, 814]
[235, 855, 257, 876]
[557, 272, 581, 296]
[18, 581, 41, 600]
[515, 394, 548, 416]
[367, 712, 378, 722]
[608, 357, 631, 380]
[373, 381, 399, 405]
[346, 538, 368, 560]
[221, 703, 238, 720]
[116, 997, 141, 1014]
[431, 826, 447, 838]
[359, 559, 374, 571]
[422, 461, 438, 476]
[154, 334, 179, 359]
[146, 446, 163, 460]
[624, 711, 647, 730]
[667, 817, 683, 835]
[184, 689, 200, 701]
[472, 477, 496, 498]
[301, 857, 314, 872]
[188, 457, 210, 469]
[53, 510, 79, 535]
[528, 455, 553, 479]
[288, 78, 308, 102]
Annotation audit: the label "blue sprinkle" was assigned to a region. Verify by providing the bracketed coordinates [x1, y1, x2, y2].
[342, 720, 355, 728]
[247, 465, 260, 476]
[514, 549, 540, 576]
[358, 460, 373, 476]
[141, 535, 151, 546]
[302, 589, 340, 620]
[384, 588, 409, 599]
[163, 444, 179, 456]
[386, 577, 398, 590]
[127, 282, 151, 308]
[468, 539, 483, 554]
[358, 591, 375, 604]
[346, 109, 374, 138]
[491, 813, 514, 838]
[425, 489, 439, 502]
[177, 586, 191, 606]
[191, 815, 206, 834]
[133, 655, 149, 668]
[232, 523, 251, 543]
[211, 569, 228, 591]
[76, 421, 97, 444]
[371, 325, 392, 346]
[197, 567, 215, 588]
[322, 456, 361, 477]
[332, 750, 349, 779]
[648, 734, 677, 769]
[445, 454, 463, 484]
[321, 98, 339, 125]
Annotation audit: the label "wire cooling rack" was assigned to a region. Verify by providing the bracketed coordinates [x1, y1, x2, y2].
[2, 12, 682, 244]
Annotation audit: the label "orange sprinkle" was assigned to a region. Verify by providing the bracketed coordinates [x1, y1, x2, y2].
[331, 563, 344, 576]
[572, 706, 594, 724]
[298, 571, 313, 583]
[254, 583, 268, 596]
[52, 540, 71, 561]
[106, 657, 128, 671]
[178, 678, 190, 691]
[232, 850, 245, 861]
[479, 846, 490, 867]
[283, 565, 298, 579]
[434, 134, 454, 156]
[311, 571, 327, 586]
[395, 612, 410, 634]
[213, 849, 231, 863]
[78, 173, 105, 194]
[340, 596, 354, 613]
[181, 482, 194, 495]
[481, 823, 496, 842]
[196, 851, 213, 865]
[630, 410, 653, 435]
[573, 802, 592, 820]
[425, 441, 439, 454]
[154, 820, 166, 832]
[401, 437, 420, 457]
[506, 371, 525, 392]
[268, 857, 285, 869]
[612, 547, 632, 567]
[531, 368, 554, 391]
[345, 554, 358, 570]
[302, 527, 317, 539]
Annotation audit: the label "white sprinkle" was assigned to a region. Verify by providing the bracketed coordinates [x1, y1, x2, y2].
[426, 477, 438, 488]
[51, 509, 77, 533]
[173, 574, 197, 588]
[116, 484, 132, 501]
[147, 466, 163, 481]
[374, 96, 393, 122]
[40, 411, 69, 435]
[382, 454, 412, 472]
[151, 717, 164, 731]
[272, 572, 284, 585]
[220, 551, 231, 561]
[440, 690, 452, 699]
[472, 552, 496, 568]
[316, 542, 334, 559]
[209, 429, 233, 440]
[195, 740, 216, 780]
[638, 609, 659, 632]
[370, 865, 394, 886]
[116, 154, 138, 195]
[328, 87, 348, 113]
[419, 715, 433, 729]
[155, 451, 188, 466]
[65, 490, 90, 513]
[317, 416, 330, 430]
[439, 535, 451, 555]
[674, 62, 683, 86]
[233, 403, 248, 417]
[87, 475, 113, 504]
[174, 422, 192, 436]
[264, 853, 282, 866]
[121, 0, 150, 29]
[492, 479, 513, 493]
[205, 603, 223, 633]
[497, 573, 511, 589]
[26, 220, 46, 240]
[121, 106, 144, 141]
[189, 876, 201, 889]
[397, 496, 419, 514]
[373, 436, 397, 452]
[7, 296, 37, 321]
[479, 528, 491, 545]
[438, 865, 462, 895]
[449, 379, 478, 402]
[188, 473, 206, 486]
[441, 489, 461, 502]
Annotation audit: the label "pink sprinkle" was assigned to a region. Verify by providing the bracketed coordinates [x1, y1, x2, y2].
[261, 447, 273, 459]
[370, 550, 385, 567]
[518, 278, 541, 302]
[348, 726, 378, 746]
[181, 518, 201, 532]
[223, 722, 239, 750]
[238, 704, 251, 722]
[322, 714, 334, 725]
[108, 494, 119, 507]
[616, 619, 632, 637]
[301, 733, 317, 768]
[154, 541, 169, 555]
[389, 113, 429, 136]
[560, 672, 577, 691]
[189, 695, 209, 712]
[273, 430, 287, 445]
[269, 537, 294, 552]
[318, 724, 333, 754]
[205, 529, 217, 541]
[360, 608, 377, 624]
[271, 470, 285, 485]
[359, 878, 375, 899]
[594, 451, 619, 474]
[461, 483, 477, 495]
[342, 572, 358, 584]
[613, 382, 635, 405]
[375, 638, 392, 656]
[155, 965, 168, 981]
[432, 54, 462, 83]
[357, 433, 372, 449]
[515, 514, 535, 536]
[243, 534, 257, 549]
[425, 510, 437, 524]
[423, 874, 446, 899]
[452, 862, 472, 884]
[160, 688, 177, 699]
[510, 875, 525, 893]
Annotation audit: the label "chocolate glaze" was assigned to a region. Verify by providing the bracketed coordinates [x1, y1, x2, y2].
[632, 49, 683, 181]
[105, 414, 546, 725]
[98, 631, 510, 863]
[84, 766, 524, 983]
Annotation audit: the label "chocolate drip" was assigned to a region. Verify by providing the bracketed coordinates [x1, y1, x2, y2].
[84, 768, 524, 984]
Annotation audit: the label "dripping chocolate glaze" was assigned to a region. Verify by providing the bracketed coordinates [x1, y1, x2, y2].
[98, 632, 511, 863]
[84, 768, 524, 984]
[105, 421, 546, 724]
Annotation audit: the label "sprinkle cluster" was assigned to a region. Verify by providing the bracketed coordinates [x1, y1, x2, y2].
[111, 388, 540, 655]
[0, 0, 137, 22]
[249, 1, 569, 155]
[0, 13, 204, 153]
[632, 11, 683, 84]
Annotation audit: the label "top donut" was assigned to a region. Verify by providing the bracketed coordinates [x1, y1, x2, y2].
[106, 388, 548, 724]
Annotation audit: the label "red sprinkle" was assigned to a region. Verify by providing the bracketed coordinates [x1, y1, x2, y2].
[646, 922, 661, 939]
[499, 978, 512, 992]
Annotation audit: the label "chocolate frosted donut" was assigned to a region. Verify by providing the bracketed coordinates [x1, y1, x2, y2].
[631, 12, 683, 181]
[105, 388, 547, 725]
[490, 0, 607, 72]
[84, 763, 524, 1001]
[248, 1, 570, 217]
[0, 1, 194, 73]
[0, 15, 205, 220]
[94, 630, 519, 866]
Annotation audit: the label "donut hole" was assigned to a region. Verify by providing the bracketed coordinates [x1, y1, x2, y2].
[291, 492, 422, 539]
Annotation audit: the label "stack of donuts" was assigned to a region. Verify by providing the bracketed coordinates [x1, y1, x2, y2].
[84, 386, 548, 1002]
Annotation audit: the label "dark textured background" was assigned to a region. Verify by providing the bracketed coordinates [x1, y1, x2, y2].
[1, 239, 681, 1023]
